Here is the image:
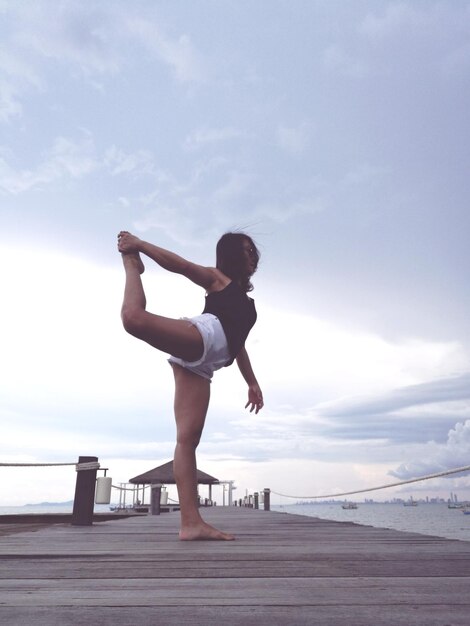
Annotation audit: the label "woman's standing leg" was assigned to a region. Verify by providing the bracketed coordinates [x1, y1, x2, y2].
[172, 364, 234, 540]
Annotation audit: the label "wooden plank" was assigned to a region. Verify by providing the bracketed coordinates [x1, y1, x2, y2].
[2, 576, 470, 606]
[2, 605, 470, 626]
[0, 507, 469, 625]
[2, 558, 470, 578]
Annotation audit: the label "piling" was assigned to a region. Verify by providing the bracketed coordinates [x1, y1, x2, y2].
[71, 456, 98, 526]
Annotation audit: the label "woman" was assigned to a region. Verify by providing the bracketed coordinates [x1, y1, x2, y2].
[117, 230, 263, 540]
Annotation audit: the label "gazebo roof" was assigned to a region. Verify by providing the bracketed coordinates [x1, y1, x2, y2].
[129, 460, 219, 485]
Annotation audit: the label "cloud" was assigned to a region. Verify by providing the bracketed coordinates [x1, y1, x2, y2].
[131, 162, 254, 245]
[183, 127, 245, 151]
[0, 78, 22, 122]
[0, 47, 43, 122]
[322, 44, 368, 78]
[0, 245, 194, 416]
[321, 374, 470, 419]
[253, 198, 324, 223]
[390, 419, 470, 480]
[0, 1, 206, 126]
[358, 1, 470, 80]
[104, 145, 157, 177]
[276, 122, 313, 155]
[311, 373, 470, 447]
[11, 2, 121, 76]
[342, 163, 389, 186]
[360, 3, 424, 39]
[0, 135, 164, 194]
[0, 134, 99, 194]
[127, 17, 206, 83]
[201, 310, 470, 463]
[0, 1, 123, 98]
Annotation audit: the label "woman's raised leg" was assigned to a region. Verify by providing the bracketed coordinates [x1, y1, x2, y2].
[120, 252, 204, 361]
[172, 364, 234, 541]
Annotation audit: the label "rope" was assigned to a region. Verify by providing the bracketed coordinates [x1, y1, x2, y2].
[112, 484, 138, 492]
[0, 462, 76, 467]
[0, 462, 100, 471]
[271, 463, 470, 500]
[76, 462, 100, 471]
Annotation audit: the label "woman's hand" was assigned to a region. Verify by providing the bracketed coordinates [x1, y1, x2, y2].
[245, 383, 264, 414]
[117, 231, 142, 254]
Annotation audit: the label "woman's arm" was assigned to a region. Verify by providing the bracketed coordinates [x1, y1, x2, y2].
[118, 231, 223, 291]
[236, 347, 264, 413]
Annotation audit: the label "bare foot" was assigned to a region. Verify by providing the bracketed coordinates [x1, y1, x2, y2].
[179, 521, 235, 541]
[122, 252, 145, 274]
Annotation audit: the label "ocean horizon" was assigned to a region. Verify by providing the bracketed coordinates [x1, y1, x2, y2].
[273, 502, 470, 543]
[0, 502, 116, 516]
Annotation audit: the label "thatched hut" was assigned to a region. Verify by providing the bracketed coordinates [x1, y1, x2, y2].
[129, 460, 219, 502]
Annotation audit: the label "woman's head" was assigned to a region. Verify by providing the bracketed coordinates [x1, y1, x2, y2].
[216, 232, 260, 292]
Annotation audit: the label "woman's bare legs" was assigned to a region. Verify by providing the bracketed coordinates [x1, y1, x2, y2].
[120, 253, 233, 539]
[120, 253, 204, 360]
[172, 364, 234, 541]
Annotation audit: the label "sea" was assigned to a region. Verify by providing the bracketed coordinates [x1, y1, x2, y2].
[0, 503, 114, 515]
[272, 502, 470, 542]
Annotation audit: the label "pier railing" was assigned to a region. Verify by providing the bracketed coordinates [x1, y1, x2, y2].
[0, 456, 104, 526]
[2, 459, 470, 523]
[268, 463, 470, 501]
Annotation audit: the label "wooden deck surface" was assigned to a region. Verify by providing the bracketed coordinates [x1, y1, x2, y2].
[1, 507, 470, 625]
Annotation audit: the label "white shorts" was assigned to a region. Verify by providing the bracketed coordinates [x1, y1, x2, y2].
[168, 313, 231, 381]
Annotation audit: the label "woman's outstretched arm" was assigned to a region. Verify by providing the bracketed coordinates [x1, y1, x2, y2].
[118, 231, 224, 291]
[236, 347, 264, 414]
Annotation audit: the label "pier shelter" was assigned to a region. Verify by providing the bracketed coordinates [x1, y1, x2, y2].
[129, 460, 219, 504]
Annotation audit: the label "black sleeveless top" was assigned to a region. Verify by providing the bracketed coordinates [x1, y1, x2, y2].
[202, 281, 257, 366]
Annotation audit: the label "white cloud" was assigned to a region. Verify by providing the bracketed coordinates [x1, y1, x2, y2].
[131, 164, 254, 245]
[253, 198, 325, 223]
[203, 309, 470, 461]
[360, 3, 432, 40]
[13, 2, 121, 76]
[183, 127, 245, 151]
[0, 134, 99, 194]
[0, 136, 164, 194]
[322, 44, 368, 78]
[358, 1, 470, 81]
[127, 17, 206, 83]
[0, 245, 194, 413]
[342, 163, 388, 186]
[0, 1, 206, 128]
[212, 170, 251, 203]
[276, 122, 313, 155]
[104, 145, 156, 177]
[0, 78, 22, 122]
[441, 40, 470, 76]
[391, 419, 470, 480]
[0, 49, 42, 122]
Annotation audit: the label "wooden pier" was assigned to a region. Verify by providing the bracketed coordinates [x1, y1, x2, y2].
[1, 507, 470, 625]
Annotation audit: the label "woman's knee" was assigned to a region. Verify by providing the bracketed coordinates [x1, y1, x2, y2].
[176, 427, 202, 450]
[121, 306, 146, 337]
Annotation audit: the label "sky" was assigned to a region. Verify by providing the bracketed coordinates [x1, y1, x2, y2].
[1, 0, 470, 506]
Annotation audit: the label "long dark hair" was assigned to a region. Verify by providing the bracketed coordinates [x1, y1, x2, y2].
[216, 232, 260, 292]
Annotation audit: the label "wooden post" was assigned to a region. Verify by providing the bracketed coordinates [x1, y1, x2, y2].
[71, 456, 98, 526]
[263, 488, 271, 511]
[151, 483, 162, 515]
[254, 492, 259, 509]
